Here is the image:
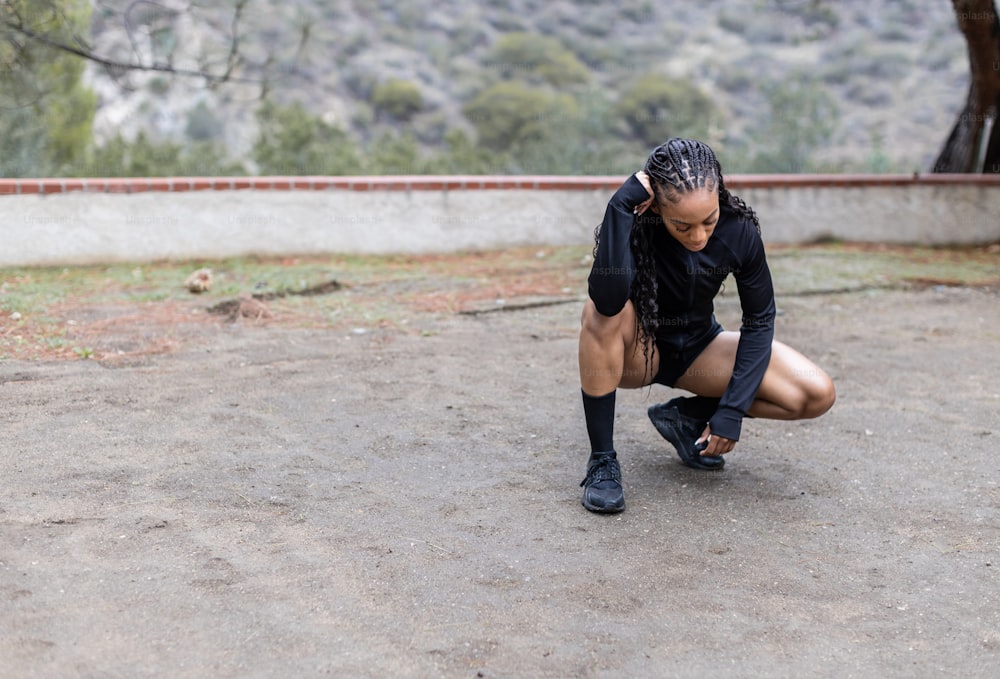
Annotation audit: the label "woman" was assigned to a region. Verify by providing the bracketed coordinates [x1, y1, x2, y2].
[579, 138, 835, 513]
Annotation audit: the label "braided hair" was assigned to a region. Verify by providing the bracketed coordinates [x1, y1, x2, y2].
[628, 138, 761, 380]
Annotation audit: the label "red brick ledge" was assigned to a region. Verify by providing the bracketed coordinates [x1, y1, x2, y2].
[2, 174, 999, 195]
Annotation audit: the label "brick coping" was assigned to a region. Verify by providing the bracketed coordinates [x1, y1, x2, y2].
[1, 174, 999, 195]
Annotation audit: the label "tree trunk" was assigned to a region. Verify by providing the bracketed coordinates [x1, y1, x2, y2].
[933, 0, 1000, 172]
[983, 105, 1000, 172]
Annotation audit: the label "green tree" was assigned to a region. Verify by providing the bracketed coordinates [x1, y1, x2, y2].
[175, 141, 246, 176]
[2, 0, 273, 87]
[185, 102, 224, 142]
[613, 72, 712, 147]
[423, 130, 504, 174]
[489, 32, 590, 87]
[371, 79, 424, 121]
[81, 133, 182, 178]
[1, 0, 96, 176]
[252, 101, 363, 175]
[366, 131, 426, 174]
[2, 0, 307, 177]
[750, 76, 839, 173]
[463, 81, 580, 151]
[508, 86, 643, 175]
[77, 132, 244, 177]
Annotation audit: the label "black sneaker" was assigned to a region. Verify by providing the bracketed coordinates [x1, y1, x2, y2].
[580, 452, 625, 513]
[647, 399, 725, 471]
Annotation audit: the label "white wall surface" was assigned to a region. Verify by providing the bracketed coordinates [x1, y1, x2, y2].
[2, 183, 998, 266]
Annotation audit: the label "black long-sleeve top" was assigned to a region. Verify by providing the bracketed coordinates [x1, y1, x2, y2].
[588, 174, 776, 441]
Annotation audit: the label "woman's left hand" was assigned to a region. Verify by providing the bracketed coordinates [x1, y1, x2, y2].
[696, 424, 736, 456]
[633, 171, 655, 216]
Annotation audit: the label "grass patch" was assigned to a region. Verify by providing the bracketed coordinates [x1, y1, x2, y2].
[768, 243, 1000, 294]
[0, 247, 592, 362]
[1, 243, 996, 362]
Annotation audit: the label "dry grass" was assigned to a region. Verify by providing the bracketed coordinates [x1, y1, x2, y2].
[2, 242, 997, 364]
[0, 246, 591, 363]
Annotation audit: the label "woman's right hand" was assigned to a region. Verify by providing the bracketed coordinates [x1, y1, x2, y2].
[633, 171, 654, 216]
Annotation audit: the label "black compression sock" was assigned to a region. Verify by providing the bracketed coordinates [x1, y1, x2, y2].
[582, 389, 616, 453]
[677, 396, 720, 422]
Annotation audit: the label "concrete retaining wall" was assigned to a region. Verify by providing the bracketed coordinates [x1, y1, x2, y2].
[1, 175, 998, 266]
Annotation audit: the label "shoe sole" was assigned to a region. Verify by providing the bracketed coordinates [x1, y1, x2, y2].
[582, 498, 625, 513]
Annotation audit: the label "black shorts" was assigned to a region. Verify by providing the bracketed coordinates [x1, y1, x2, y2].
[652, 320, 725, 387]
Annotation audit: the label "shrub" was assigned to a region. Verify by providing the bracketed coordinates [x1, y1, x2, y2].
[749, 76, 840, 173]
[371, 78, 424, 120]
[366, 131, 425, 174]
[424, 129, 505, 174]
[185, 101, 223, 141]
[148, 77, 170, 95]
[717, 11, 746, 35]
[252, 100, 363, 175]
[487, 32, 590, 86]
[717, 67, 755, 95]
[613, 72, 712, 146]
[462, 81, 579, 150]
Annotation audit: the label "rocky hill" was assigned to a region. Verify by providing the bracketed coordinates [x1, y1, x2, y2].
[85, 0, 971, 173]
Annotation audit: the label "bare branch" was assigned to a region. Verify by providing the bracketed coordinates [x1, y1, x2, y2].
[1, 7, 260, 87]
[222, 0, 249, 82]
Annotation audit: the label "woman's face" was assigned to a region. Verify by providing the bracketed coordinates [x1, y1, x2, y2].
[650, 188, 719, 252]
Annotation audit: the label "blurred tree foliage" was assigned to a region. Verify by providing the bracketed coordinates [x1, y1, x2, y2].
[613, 72, 713, 147]
[185, 102, 225, 143]
[1, 0, 96, 176]
[252, 100, 364, 175]
[422, 130, 502, 174]
[2, 0, 982, 178]
[462, 81, 580, 151]
[488, 32, 590, 86]
[77, 132, 244, 177]
[2, 3, 852, 177]
[747, 76, 839, 173]
[371, 78, 424, 121]
[366, 130, 428, 173]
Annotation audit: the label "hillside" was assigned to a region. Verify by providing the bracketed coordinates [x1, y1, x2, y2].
[85, 0, 971, 174]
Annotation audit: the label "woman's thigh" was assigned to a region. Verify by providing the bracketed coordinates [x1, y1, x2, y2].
[672, 331, 833, 416]
[617, 303, 661, 390]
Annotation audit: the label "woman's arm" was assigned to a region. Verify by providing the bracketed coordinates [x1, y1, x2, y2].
[588, 173, 654, 317]
[708, 223, 776, 442]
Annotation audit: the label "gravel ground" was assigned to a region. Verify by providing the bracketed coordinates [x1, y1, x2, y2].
[1, 262, 999, 678]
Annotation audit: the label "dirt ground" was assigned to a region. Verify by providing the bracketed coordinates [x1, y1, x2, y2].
[2, 247, 999, 678]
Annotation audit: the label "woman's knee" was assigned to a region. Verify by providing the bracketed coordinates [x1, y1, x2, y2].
[770, 342, 835, 420]
[800, 372, 836, 419]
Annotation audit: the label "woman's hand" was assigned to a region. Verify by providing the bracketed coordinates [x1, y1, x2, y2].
[696, 424, 736, 456]
[633, 170, 655, 216]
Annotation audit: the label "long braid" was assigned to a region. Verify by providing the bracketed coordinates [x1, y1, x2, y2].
[626, 138, 761, 379]
[628, 209, 659, 382]
[716, 168, 760, 234]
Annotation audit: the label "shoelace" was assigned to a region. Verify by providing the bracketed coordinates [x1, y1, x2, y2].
[580, 456, 621, 487]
